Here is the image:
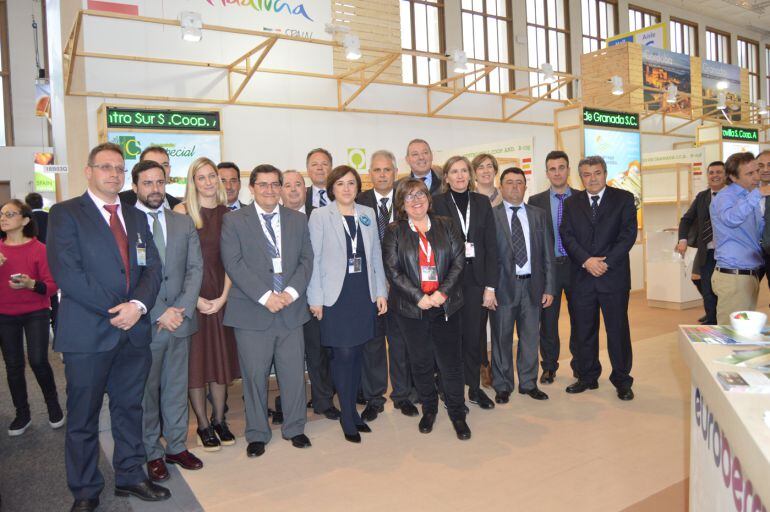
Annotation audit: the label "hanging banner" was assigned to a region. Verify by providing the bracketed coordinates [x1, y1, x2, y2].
[608, 23, 667, 49]
[642, 46, 692, 114]
[584, 128, 642, 210]
[702, 60, 742, 121]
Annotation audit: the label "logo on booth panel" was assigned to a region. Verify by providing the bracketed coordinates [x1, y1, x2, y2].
[204, 0, 314, 21]
[348, 148, 366, 171]
[117, 136, 142, 161]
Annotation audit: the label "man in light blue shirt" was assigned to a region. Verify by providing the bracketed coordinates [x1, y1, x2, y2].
[710, 152, 770, 324]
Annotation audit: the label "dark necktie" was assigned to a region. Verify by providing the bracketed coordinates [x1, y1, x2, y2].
[377, 197, 389, 241]
[703, 192, 716, 245]
[148, 211, 165, 265]
[230, 204, 238, 211]
[261, 213, 283, 292]
[509, 206, 528, 267]
[590, 195, 600, 222]
[318, 190, 327, 207]
[104, 204, 130, 290]
[555, 193, 566, 256]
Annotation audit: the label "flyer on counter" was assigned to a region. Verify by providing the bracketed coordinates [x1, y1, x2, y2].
[681, 325, 770, 345]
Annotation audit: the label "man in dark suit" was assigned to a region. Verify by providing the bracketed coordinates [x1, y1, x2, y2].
[119, 146, 181, 209]
[675, 161, 726, 325]
[560, 155, 637, 401]
[217, 161, 249, 210]
[528, 150, 579, 384]
[489, 167, 554, 403]
[356, 150, 419, 420]
[47, 143, 166, 512]
[396, 139, 441, 195]
[304, 148, 332, 214]
[221, 165, 314, 457]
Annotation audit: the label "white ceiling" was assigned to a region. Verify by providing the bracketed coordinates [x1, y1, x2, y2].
[667, 0, 770, 36]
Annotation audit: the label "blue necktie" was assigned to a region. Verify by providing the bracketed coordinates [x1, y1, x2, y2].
[318, 190, 327, 207]
[590, 195, 599, 222]
[262, 213, 283, 292]
[509, 206, 528, 267]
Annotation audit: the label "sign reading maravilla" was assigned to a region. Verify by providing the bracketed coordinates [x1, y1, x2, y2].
[583, 108, 639, 130]
[106, 107, 220, 132]
[721, 126, 759, 142]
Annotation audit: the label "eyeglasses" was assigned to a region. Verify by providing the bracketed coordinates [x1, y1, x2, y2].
[404, 191, 427, 203]
[90, 163, 127, 174]
[0, 211, 21, 219]
[254, 182, 282, 190]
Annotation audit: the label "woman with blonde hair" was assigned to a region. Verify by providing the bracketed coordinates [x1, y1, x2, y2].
[174, 157, 240, 451]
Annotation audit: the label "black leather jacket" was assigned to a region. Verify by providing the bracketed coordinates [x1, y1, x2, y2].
[382, 214, 465, 320]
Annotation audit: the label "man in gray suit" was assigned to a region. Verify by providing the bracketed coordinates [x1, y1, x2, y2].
[132, 160, 204, 482]
[489, 167, 555, 403]
[221, 164, 314, 458]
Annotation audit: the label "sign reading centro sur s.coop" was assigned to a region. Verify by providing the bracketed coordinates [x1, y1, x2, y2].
[583, 108, 640, 130]
[106, 107, 220, 132]
[721, 127, 759, 142]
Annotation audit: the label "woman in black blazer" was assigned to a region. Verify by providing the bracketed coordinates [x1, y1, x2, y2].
[433, 156, 499, 411]
[382, 178, 470, 440]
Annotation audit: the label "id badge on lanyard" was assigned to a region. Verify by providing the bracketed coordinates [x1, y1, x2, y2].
[136, 233, 147, 266]
[343, 216, 363, 274]
[418, 233, 437, 282]
[452, 194, 475, 258]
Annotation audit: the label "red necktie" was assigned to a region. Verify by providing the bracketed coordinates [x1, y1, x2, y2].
[103, 204, 130, 290]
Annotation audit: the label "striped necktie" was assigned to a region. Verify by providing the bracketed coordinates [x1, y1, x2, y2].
[509, 206, 528, 267]
[261, 213, 283, 292]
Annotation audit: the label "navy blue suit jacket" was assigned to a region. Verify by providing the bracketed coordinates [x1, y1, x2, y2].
[48, 192, 162, 353]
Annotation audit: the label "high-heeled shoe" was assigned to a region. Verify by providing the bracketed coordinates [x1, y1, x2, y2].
[355, 423, 372, 433]
[344, 432, 362, 443]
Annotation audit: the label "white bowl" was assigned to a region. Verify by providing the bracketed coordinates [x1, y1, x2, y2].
[729, 311, 768, 336]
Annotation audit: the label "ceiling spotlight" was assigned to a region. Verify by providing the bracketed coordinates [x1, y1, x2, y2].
[666, 84, 678, 104]
[179, 11, 202, 43]
[540, 63, 556, 83]
[450, 49, 468, 74]
[757, 99, 768, 116]
[610, 76, 624, 96]
[717, 91, 727, 110]
[716, 80, 729, 90]
[343, 33, 361, 60]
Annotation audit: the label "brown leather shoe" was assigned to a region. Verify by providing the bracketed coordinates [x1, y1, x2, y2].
[147, 458, 169, 482]
[165, 450, 203, 471]
[480, 363, 493, 389]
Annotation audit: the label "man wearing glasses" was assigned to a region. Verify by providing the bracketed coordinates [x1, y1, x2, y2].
[119, 146, 181, 209]
[48, 143, 166, 511]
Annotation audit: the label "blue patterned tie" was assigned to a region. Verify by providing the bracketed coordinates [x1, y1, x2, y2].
[509, 206, 528, 267]
[590, 195, 600, 223]
[318, 190, 327, 207]
[555, 193, 566, 256]
[377, 197, 389, 241]
[261, 213, 283, 292]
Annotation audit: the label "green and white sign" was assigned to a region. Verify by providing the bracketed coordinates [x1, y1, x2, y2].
[348, 148, 367, 171]
[106, 107, 220, 132]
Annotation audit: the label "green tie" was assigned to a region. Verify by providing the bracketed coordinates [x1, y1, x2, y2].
[148, 211, 165, 265]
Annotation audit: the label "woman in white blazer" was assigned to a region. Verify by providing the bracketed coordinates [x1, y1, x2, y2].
[307, 165, 388, 443]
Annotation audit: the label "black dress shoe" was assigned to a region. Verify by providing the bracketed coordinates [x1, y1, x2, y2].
[306, 399, 313, 409]
[356, 423, 372, 433]
[344, 432, 362, 443]
[114, 480, 170, 501]
[519, 387, 549, 400]
[322, 406, 341, 420]
[468, 389, 495, 410]
[565, 380, 599, 394]
[272, 410, 284, 425]
[494, 391, 510, 404]
[287, 433, 312, 448]
[617, 388, 635, 401]
[70, 499, 99, 512]
[698, 314, 707, 323]
[451, 419, 471, 440]
[540, 370, 556, 384]
[196, 425, 221, 451]
[418, 413, 436, 433]
[247, 441, 266, 457]
[356, 393, 367, 406]
[360, 405, 379, 422]
[394, 400, 419, 417]
[212, 421, 235, 446]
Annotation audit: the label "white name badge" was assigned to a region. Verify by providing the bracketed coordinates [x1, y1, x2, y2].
[348, 256, 362, 274]
[421, 265, 438, 282]
[272, 258, 283, 274]
[137, 243, 147, 266]
[465, 242, 476, 258]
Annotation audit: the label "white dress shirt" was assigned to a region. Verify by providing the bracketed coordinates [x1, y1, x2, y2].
[587, 187, 607, 207]
[502, 200, 532, 275]
[311, 185, 327, 208]
[228, 200, 241, 211]
[373, 189, 394, 222]
[253, 203, 299, 305]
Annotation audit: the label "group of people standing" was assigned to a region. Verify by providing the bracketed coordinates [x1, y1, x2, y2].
[2, 138, 639, 512]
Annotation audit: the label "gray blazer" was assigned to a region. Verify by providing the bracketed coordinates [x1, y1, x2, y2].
[492, 203, 555, 306]
[306, 202, 388, 307]
[221, 203, 313, 331]
[149, 209, 203, 339]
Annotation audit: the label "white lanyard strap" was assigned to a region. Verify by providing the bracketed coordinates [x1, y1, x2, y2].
[450, 192, 471, 237]
[341, 215, 360, 256]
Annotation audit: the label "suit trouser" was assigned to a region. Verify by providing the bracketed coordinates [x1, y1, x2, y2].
[359, 314, 388, 407]
[142, 330, 190, 461]
[460, 273, 484, 392]
[328, 345, 364, 434]
[63, 335, 151, 500]
[572, 285, 633, 389]
[700, 250, 718, 324]
[490, 284, 540, 393]
[539, 257, 576, 373]
[712, 271, 760, 325]
[395, 310, 465, 421]
[234, 324, 306, 444]
[303, 317, 335, 413]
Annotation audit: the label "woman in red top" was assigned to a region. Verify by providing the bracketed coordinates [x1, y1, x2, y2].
[0, 199, 62, 436]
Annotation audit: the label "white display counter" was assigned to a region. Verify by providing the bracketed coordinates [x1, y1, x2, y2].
[646, 230, 702, 309]
[678, 327, 770, 512]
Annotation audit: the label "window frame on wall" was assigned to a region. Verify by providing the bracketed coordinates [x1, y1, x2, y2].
[766, 45, 770, 103]
[737, 36, 760, 103]
[627, 4, 660, 33]
[705, 27, 731, 64]
[526, 0, 572, 100]
[0, 0, 12, 146]
[580, 0, 618, 54]
[460, 0, 514, 93]
[400, 0, 446, 86]
[669, 16, 698, 57]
